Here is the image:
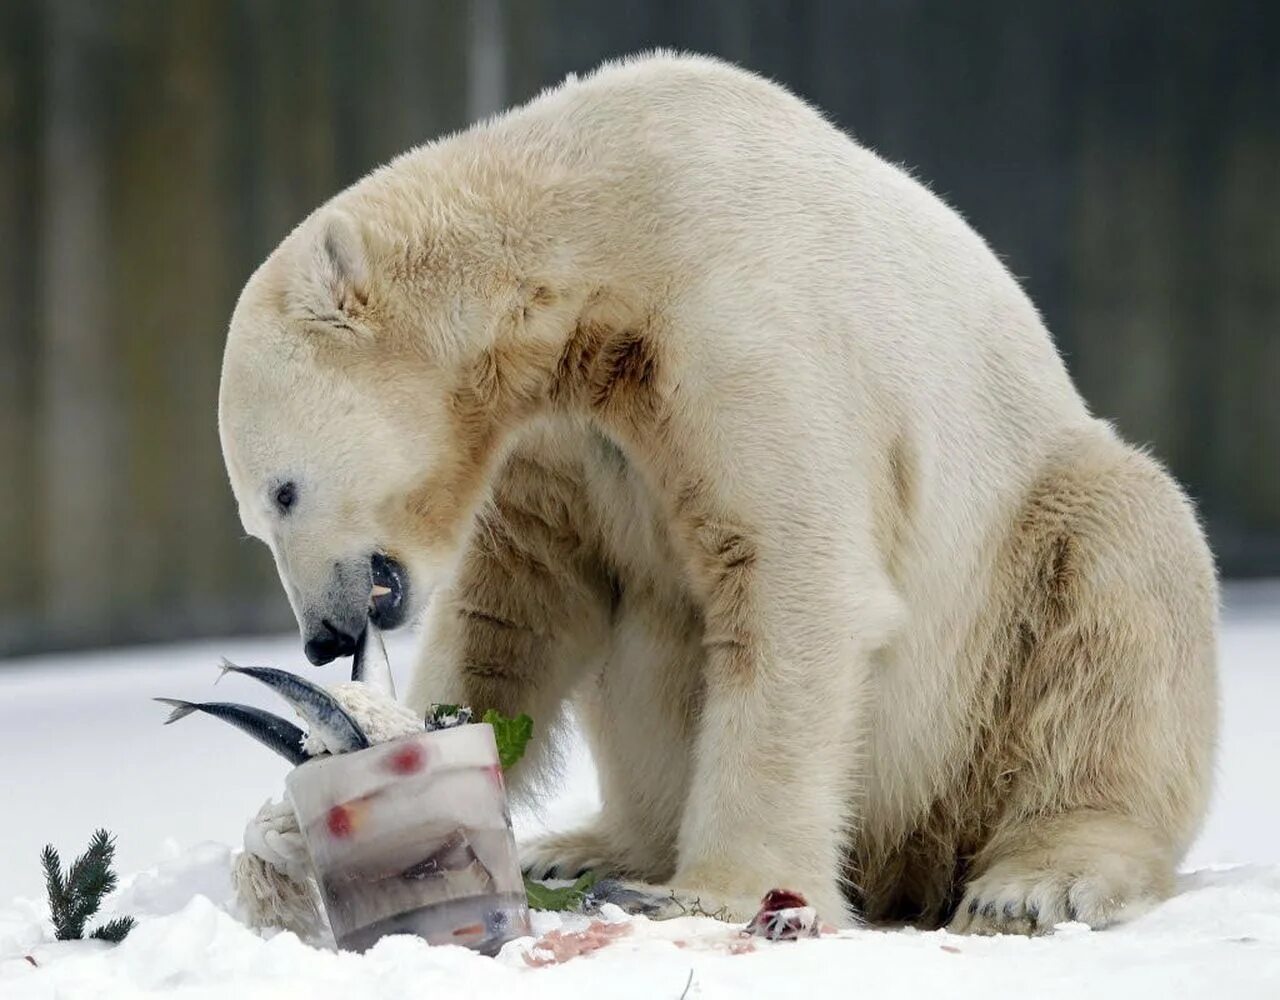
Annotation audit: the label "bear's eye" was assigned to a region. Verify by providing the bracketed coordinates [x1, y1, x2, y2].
[274, 481, 297, 515]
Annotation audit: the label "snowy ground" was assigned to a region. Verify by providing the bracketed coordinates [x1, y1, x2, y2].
[1, 583, 1278, 996]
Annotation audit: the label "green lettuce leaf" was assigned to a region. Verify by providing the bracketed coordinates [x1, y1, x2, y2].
[523, 871, 598, 911]
[483, 709, 533, 770]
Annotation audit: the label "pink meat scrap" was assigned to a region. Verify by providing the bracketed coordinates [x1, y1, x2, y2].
[523, 919, 633, 967]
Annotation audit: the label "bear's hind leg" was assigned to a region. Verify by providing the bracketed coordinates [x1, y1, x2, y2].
[949, 430, 1217, 936]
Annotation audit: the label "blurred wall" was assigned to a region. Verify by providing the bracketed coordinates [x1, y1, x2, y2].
[1, 0, 1277, 656]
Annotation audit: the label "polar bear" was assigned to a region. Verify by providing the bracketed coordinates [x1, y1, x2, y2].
[218, 53, 1217, 933]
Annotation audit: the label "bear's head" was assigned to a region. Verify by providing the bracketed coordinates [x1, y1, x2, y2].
[219, 190, 583, 665]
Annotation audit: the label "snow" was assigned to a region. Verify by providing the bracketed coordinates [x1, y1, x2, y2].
[2, 583, 1278, 996]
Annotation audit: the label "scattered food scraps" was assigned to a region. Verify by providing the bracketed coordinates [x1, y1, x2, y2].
[523, 919, 633, 967]
[744, 889, 822, 941]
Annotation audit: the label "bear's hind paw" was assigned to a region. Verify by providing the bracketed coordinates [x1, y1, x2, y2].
[948, 864, 1158, 936]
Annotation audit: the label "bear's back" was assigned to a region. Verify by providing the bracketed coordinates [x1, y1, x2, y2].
[504, 53, 1090, 500]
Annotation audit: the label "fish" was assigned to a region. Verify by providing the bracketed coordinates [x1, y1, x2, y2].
[217, 660, 371, 754]
[351, 623, 395, 700]
[154, 698, 310, 766]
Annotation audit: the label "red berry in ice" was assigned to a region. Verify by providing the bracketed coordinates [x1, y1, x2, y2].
[327, 805, 354, 838]
[386, 743, 426, 775]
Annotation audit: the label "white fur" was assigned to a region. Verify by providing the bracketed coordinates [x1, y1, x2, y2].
[220, 53, 1218, 932]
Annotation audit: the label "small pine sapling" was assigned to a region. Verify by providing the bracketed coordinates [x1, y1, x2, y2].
[41, 830, 135, 943]
[89, 917, 137, 943]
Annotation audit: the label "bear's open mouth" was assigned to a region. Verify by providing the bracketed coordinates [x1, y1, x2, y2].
[368, 552, 408, 630]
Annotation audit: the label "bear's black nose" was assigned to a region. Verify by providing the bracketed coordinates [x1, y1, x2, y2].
[304, 619, 360, 665]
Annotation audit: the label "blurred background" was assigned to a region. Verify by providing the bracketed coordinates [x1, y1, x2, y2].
[1, 0, 1277, 656]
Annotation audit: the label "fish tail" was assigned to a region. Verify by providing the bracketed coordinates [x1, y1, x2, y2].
[154, 697, 197, 725]
[215, 657, 240, 685]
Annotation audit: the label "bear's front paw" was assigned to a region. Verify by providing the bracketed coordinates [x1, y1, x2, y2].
[520, 825, 641, 882]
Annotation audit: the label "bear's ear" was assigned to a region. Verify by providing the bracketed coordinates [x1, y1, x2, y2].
[302, 211, 370, 318]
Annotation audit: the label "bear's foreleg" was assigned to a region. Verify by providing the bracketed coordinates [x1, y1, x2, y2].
[523, 585, 705, 884]
[590, 528, 891, 926]
[405, 439, 615, 786]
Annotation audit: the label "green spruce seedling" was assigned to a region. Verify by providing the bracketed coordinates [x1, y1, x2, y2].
[41, 829, 135, 943]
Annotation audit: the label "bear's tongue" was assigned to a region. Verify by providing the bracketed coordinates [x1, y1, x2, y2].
[368, 553, 407, 628]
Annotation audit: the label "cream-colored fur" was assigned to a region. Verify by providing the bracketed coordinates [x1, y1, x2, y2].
[218, 53, 1218, 933]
